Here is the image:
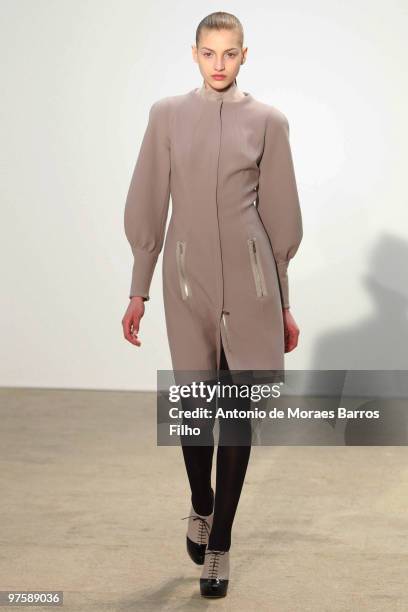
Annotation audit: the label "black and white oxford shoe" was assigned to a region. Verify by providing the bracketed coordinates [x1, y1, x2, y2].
[200, 549, 230, 598]
[181, 505, 214, 565]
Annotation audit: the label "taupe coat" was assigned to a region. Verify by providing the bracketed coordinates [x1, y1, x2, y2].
[124, 79, 303, 372]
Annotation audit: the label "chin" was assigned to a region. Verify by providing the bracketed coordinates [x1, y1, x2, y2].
[210, 78, 232, 88]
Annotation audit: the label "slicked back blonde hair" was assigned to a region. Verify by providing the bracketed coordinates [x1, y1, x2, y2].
[196, 11, 244, 48]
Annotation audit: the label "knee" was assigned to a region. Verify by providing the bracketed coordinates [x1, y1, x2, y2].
[217, 397, 253, 445]
[180, 412, 215, 446]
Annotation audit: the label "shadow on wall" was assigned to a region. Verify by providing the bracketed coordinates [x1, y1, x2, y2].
[308, 231, 408, 444]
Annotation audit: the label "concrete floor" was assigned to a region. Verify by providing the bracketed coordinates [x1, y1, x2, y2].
[0, 387, 407, 611]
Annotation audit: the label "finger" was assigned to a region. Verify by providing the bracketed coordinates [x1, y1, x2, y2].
[132, 318, 140, 335]
[122, 316, 131, 337]
[122, 317, 142, 346]
[289, 330, 299, 351]
[285, 330, 297, 352]
[124, 329, 142, 346]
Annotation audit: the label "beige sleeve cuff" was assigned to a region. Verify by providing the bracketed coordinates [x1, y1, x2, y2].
[276, 260, 290, 309]
[129, 247, 159, 301]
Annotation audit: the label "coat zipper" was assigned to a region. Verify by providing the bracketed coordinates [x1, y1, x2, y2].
[176, 240, 190, 300]
[247, 238, 268, 297]
[216, 100, 228, 361]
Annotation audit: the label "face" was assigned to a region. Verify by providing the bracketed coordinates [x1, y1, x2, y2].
[192, 27, 247, 90]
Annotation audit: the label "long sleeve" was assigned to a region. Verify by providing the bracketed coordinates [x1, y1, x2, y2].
[124, 98, 171, 301]
[256, 110, 303, 309]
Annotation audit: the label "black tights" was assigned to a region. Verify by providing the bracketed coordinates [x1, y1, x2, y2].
[180, 343, 252, 552]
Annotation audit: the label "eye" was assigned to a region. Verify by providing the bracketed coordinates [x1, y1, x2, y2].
[227, 53, 237, 58]
[203, 52, 212, 57]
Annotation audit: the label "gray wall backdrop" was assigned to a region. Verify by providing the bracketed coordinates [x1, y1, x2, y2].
[1, 1, 407, 390]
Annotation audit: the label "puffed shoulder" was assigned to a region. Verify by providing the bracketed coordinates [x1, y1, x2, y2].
[247, 98, 290, 134]
[148, 96, 171, 116]
[147, 95, 184, 128]
[145, 97, 172, 138]
[150, 93, 185, 112]
[265, 104, 290, 129]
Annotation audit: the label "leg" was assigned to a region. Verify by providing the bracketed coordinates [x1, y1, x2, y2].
[208, 344, 252, 551]
[180, 383, 217, 516]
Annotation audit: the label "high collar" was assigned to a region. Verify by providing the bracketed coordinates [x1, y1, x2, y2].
[195, 78, 249, 103]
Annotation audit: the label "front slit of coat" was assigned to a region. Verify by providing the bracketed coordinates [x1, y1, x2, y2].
[220, 336, 230, 369]
[215, 99, 225, 374]
[218, 310, 232, 373]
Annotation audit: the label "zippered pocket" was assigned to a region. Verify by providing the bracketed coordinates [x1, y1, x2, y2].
[247, 237, 268, 297]
[176, 241, 191, 300]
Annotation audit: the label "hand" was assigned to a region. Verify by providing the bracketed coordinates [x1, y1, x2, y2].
[122, 297, 145, 346]
[283, 307, 300, 353]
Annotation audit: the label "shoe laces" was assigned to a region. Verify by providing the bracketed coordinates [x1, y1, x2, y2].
[204, 549, 226, 579]
[181, 514, 212, 544]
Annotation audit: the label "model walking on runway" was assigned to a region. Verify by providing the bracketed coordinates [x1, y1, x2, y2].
[122, 11, 303, 598]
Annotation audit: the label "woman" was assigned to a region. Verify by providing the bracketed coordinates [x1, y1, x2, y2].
[122, 11, 303, 598]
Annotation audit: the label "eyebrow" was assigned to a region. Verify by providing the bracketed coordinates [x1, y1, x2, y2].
[200, 47, 239, 52]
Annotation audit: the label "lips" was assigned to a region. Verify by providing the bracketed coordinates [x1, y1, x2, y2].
[212, 75, 226, 79]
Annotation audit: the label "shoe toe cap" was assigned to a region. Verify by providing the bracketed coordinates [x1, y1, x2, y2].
[200, 578, 229, 598]
[186, 536, 206, 565]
